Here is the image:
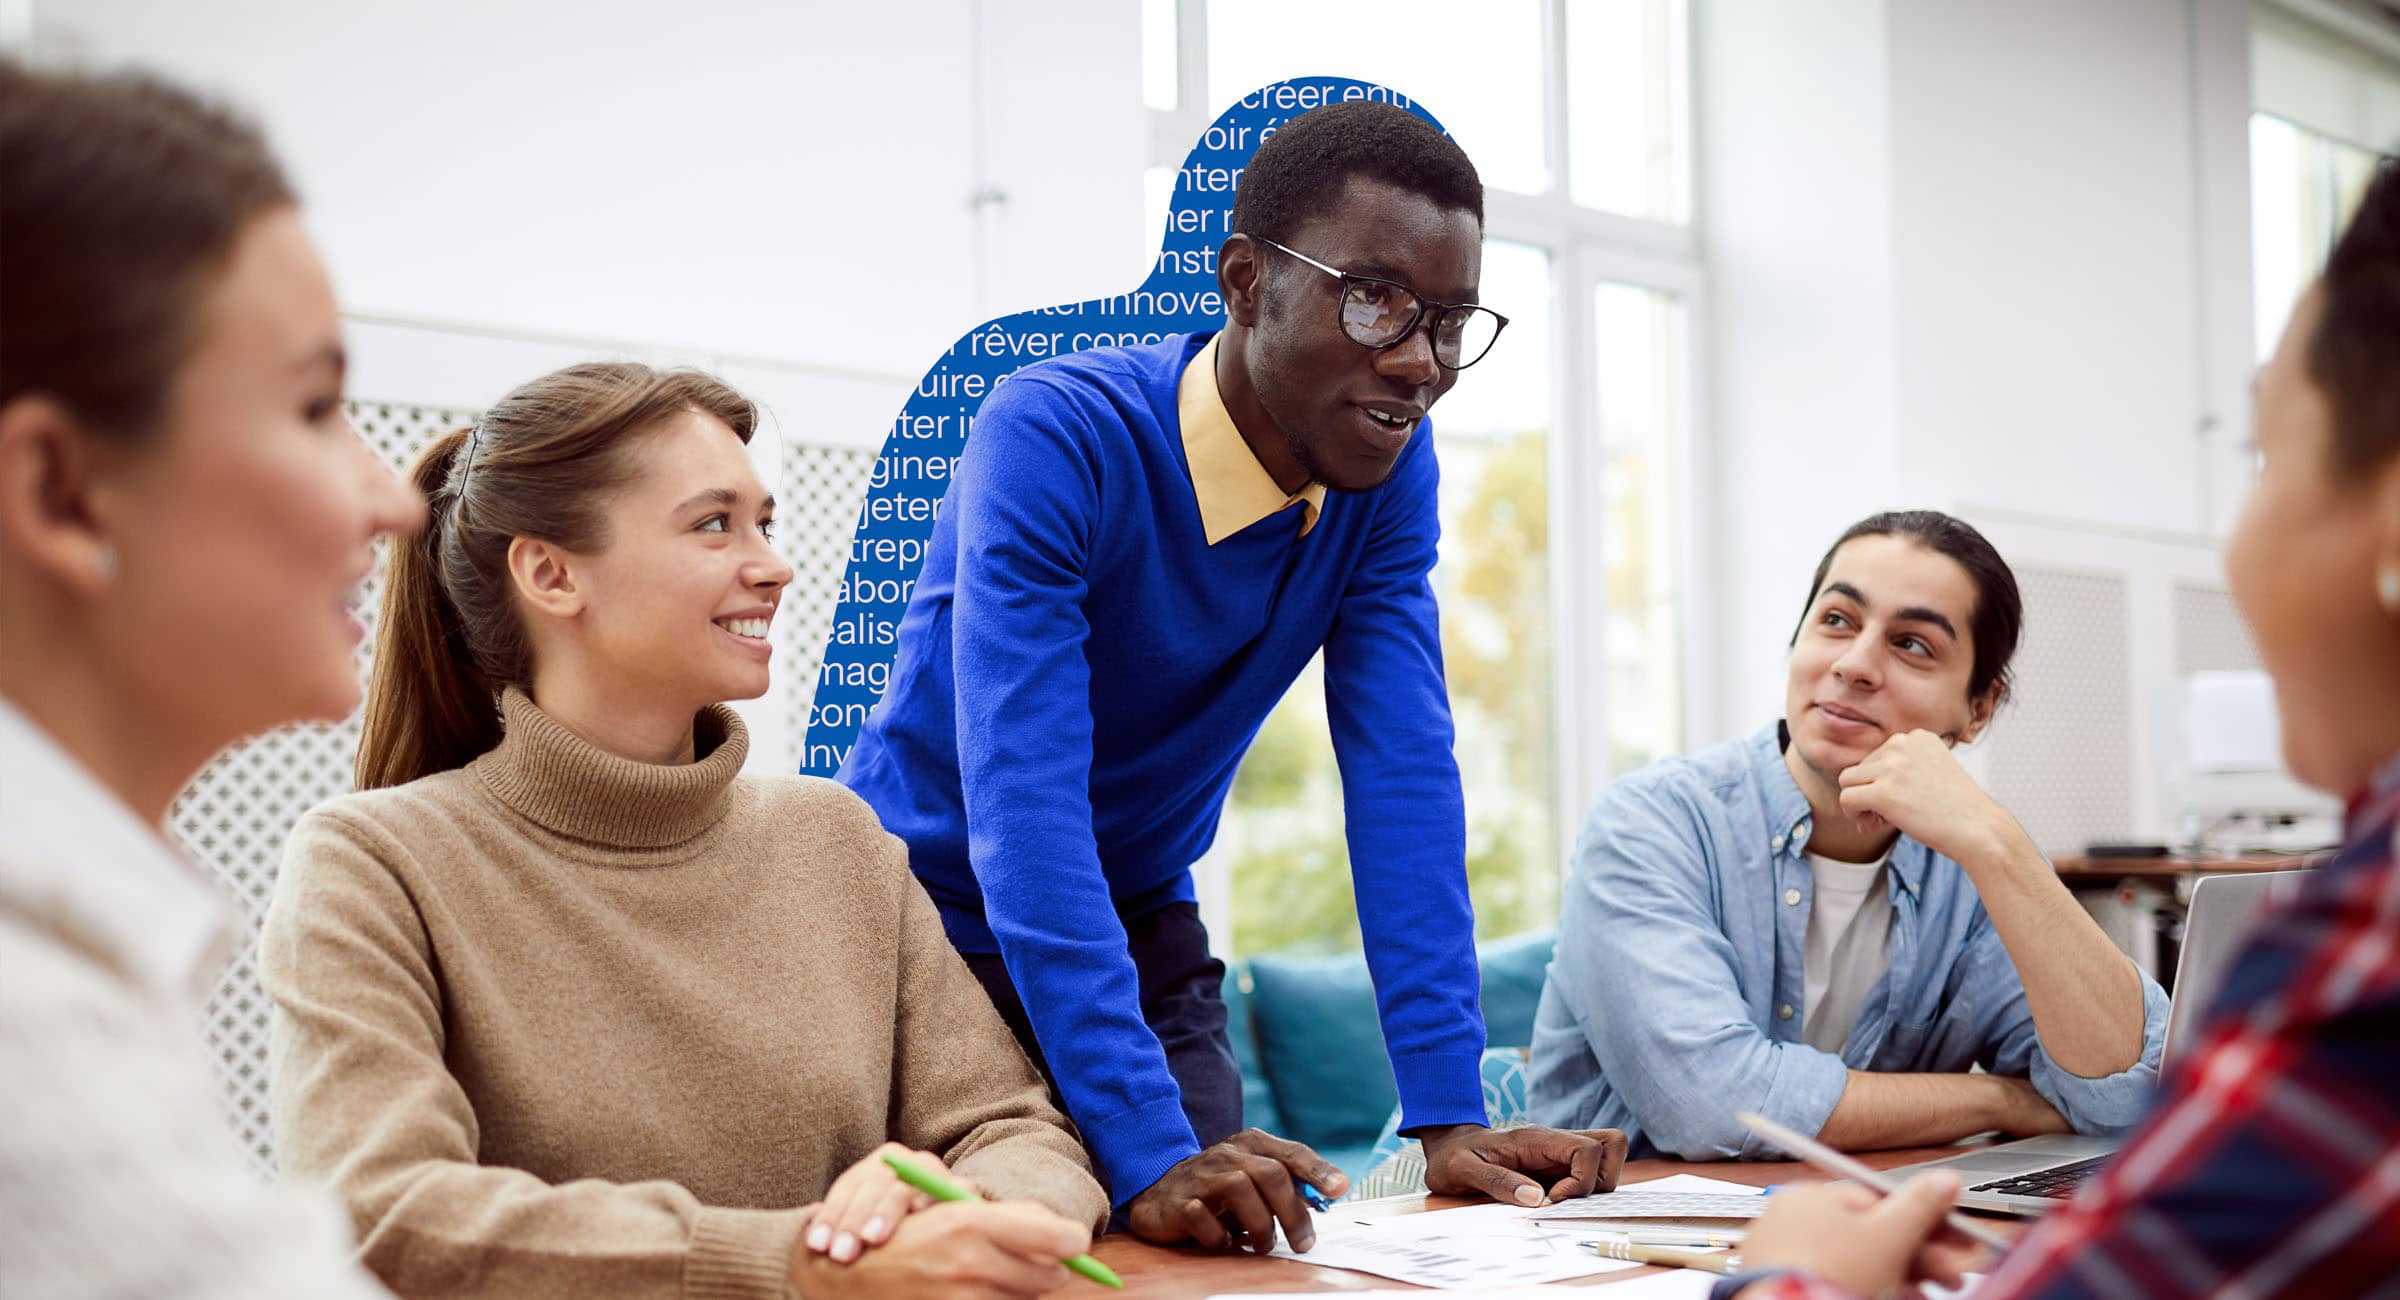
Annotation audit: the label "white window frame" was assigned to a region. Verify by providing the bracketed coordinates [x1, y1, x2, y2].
[1150, 0, 1714, 933]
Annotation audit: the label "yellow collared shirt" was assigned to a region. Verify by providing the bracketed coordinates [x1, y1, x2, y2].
[1177, 336, 1326, 545]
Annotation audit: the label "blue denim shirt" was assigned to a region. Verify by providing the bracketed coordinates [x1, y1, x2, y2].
[1528, 722, 2169, 1160]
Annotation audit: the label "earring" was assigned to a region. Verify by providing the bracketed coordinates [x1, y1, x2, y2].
[93, 545, 117, 581]
[2380, 564, 2400, 612]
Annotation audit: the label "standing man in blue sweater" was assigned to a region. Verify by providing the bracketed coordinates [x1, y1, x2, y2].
[840, 101, 1623, 1253]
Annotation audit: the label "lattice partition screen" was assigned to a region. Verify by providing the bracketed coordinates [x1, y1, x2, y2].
[2172, 582, 2261, 676]
[172, 400, 875, 1170]
[1981, 566, 2135, 858]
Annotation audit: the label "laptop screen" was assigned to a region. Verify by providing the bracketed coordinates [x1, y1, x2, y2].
[2160, 869, 2311, 1067]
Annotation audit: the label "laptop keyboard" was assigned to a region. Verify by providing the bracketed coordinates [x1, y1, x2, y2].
[1969, 1155, 2107, 1200]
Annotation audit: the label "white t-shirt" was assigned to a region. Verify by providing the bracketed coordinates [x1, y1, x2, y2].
[1801, 850, 1895, 1054]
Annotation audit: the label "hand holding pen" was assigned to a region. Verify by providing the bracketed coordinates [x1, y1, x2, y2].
[882, 1152, 1124, 1289]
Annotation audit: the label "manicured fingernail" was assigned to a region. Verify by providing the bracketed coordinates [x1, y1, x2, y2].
[805, 1223, 830, 1252]
[862, 1216, 888, 1242]
[832, 1232, 858, 1262]
[1515, 1185, 1543, 1206]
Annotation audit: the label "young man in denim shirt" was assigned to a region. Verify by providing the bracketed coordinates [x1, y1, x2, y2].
[1528, 511, 2167, 1159]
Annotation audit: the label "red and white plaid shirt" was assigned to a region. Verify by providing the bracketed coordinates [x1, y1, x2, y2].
[1735, 754, 2400, 1299]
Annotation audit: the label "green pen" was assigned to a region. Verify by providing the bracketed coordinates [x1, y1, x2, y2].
[881, 1152, 1124, 1289]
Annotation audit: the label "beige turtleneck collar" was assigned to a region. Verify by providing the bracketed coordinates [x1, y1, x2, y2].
[468, 687, 747, 849]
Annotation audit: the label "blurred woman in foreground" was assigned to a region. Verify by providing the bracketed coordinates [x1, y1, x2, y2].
[0, 60, 420, 1296]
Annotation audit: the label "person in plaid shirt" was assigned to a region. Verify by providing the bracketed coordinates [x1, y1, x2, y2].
[1723, 157, 2400, 1299]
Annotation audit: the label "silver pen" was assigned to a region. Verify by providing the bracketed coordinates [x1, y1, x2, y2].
[1736, 1110, 2017, 1253]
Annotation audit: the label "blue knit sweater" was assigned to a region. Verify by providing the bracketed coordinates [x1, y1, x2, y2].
[840, 331, 1486, 1201]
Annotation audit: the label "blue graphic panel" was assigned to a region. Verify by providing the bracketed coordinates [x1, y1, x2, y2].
[803, 79, 1444, 775]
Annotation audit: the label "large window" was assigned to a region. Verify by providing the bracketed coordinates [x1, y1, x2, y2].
[1148, 1, 1703, 955]
[1592, 283, 1689, 780]
[1565, 0, 1690, 222]
[1206, 1, 1552, 195]
[2250, 114, 2384, 361]
[2248, 3, 2400, 361]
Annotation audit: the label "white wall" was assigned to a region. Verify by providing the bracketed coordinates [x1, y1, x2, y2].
[1886, 0, 2256, 540]
[22, 0, 1148, 432]
[16, 0, 1147, 774]
[1694, 0, 1906, 736]
[1698, 0, 2260, 736]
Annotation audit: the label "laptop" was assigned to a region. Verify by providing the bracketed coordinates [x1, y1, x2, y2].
[1885, 869, 2309, 1217]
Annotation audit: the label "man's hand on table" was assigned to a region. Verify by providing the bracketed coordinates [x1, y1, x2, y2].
[1122, 1123, 1628, 1254]
[1125, 1128, 1349, 1254]
[1414, 1123, 1630, 1206]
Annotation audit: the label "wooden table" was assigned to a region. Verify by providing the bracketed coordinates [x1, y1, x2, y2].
[1046, 1145, 2001, 1297]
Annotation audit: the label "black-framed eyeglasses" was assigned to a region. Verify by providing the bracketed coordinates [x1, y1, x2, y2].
[1254, 236, 1509, 371]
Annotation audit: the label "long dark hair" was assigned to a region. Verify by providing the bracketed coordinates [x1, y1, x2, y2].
[1790, 510, 2024, 707]
[0, 60, 294, 440]
[354, 362, 756, 789]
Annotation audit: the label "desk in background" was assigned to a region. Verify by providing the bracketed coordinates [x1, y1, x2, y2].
[1052, 1145, 2008, 1297]
[2058, 854, 2311, 987]
[2051, 854, 2306, 882]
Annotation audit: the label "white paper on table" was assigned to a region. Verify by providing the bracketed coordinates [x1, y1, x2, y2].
[1610, 1173, 1774, 1196]
[1525, 1174, 1768, 1237]
[1560, 1266, 1723, 1299]
[1210, 1290, 1640, 1300]
[1204, 1273, 1949, 1300]
[1266, 1201, 1642, 1288]
[1209, 1295, 1660, 1300]
[1323, 1174, 1764, 1230]
[1529, 1182, 1770, 1223]
[1543, 1267, 1989, 1300]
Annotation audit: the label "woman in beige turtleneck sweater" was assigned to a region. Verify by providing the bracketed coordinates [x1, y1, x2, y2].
[261, 363, 1105, 1300]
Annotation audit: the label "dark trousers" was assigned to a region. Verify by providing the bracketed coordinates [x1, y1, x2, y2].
[961, 901, 1246, 1174]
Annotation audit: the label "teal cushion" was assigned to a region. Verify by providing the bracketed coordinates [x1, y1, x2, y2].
[1477, 929, 1557, 1048]
[1243, 930, 1560, 1152]
[1245, 950, 1398, 1151]
[1317, 1141, 1383, 1181]
[1220, 965, 1285, 1136]
[1350, 1047, 1534, 1200]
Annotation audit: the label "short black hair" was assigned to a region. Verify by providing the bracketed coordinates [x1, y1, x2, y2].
[1789, 510, 2025, 707]
[1230, 98, 1483, 248]
[2308, 153, 2400, 476]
